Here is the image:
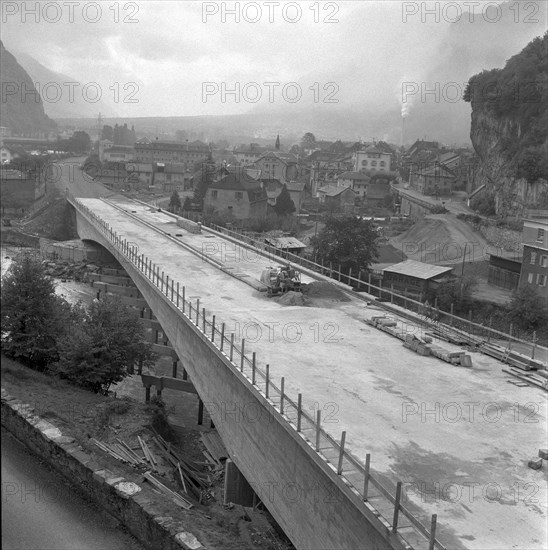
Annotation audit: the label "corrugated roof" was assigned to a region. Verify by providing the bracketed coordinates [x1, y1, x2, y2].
[264, 236, 306, 249]
[382, 260, 453, 280]
[318, 185, 356, 197]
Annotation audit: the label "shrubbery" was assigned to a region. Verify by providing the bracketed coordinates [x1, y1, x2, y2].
[1, 255, 154, 393]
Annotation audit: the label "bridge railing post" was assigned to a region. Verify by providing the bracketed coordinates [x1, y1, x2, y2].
[428, 514, 438, 550]
[392, 481, 402, 533]
[240, 339, 245, 371]
[337, 431, 346, 475]
[363, 454, 371, 500]
[265, 364, 269, 398]
[196, 299, 199, 325]
[202, 308, 206, 333]
[211, 315, 216, 342]
[252, 352, 256, 384]
[230, 333, 234, 362]
[182, 286, 185, 313]
[176, 282, 179, 306]
[315, 410, 321, 451]
[280, 377, 285, 415]
[171, 280, 174, 301]
[297, 393, 302, 432]
[220, 323, 225, 351]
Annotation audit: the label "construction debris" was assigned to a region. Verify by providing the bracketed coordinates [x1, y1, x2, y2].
[539, 449, 548, 460]
[528, 457, 543, 470]
[201, 432, 228, 465]
[502, 368, 548, 392]
[143, 471, 193, 509]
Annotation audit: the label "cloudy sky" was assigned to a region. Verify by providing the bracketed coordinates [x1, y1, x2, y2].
[2, 0, 546, 120]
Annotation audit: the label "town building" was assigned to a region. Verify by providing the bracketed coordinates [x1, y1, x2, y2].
[253, 151, 299, 185]
[353, 145, 392, 173]
[317, 185, 357, 212]
[337, 171, 371, 198]
[102, 145, 135, 163]
[233, 144, 268, 165]
[488, 254, 521, 291]
[134, 139, 210, 169]
[261, 179, 306, 214]
[204, 169, 268, 222]
[519, 218, 548, 303]
[382, 260, 454, 298]
[264, 236, 306, 256]
[410, 163, 456, 196]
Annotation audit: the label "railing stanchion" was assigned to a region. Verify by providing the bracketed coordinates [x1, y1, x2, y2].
[265, 364, 270, 398]
[230, 333, 235, 362]
[252, 352, 256, 384]
[363, 454, 371, 500]
[176, 282, 179, 307]
[280, 377, 285, 415]
[428, 514, 437, 550]
[220, 323, 225, 351]
[297, 393, 302, 432]
[240, 339, 245, 371]
[337, 431, 346, 475]
[202, 308, 206, 332]
[211, 315, 216, 342]
[182, 286, 186, 313]
[196, 299, 199, 325]
[315, 410, 321, 451]
[392, 481, 402, 533]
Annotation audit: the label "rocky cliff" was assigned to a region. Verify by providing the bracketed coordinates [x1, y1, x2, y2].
[465, 32, 548, 217]
[0, 42, 57, 136]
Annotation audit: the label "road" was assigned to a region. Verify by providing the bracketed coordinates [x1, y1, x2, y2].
[52, 157, 118, 199]
[1, 427, 144, 550]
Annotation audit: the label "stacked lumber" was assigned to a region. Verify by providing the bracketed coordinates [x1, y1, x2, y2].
[502, 368, 548, 392]
[143, 471, 193, 509]
[482, 342, 546, 372]
[91, 438, 147, 467]
[201, 432, 228, 466]
[149, 427, 212, 501]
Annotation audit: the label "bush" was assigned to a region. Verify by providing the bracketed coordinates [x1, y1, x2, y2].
[148, 397, 176, 442]
[430, 205, 448, 214]
[508, 286, 548, 331]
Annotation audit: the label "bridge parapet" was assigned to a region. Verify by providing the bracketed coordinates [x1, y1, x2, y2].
[67, 194, 447, 550]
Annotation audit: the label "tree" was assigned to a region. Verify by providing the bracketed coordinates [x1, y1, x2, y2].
[426, 275, 476, 313]
[508, 286, 548, 331]
[302, 132, 316, 145]
[70, 131, 91, 152]
[53, 296, 155, 394]
[182, 197, 193, 211]
[101, 125, 114, 141]
[169, 190, 182, 212]
[1, 254, 69, 369]
[193, 155, 216, 209]
[274, 184, 296, 217]
[311, 216, 379, 274]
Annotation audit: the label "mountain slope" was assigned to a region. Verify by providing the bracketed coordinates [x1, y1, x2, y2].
[0, 42, 57, 136]
[13, 50, 118, 119]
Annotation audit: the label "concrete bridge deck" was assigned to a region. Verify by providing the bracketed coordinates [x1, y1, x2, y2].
[73, 196, 547, 550]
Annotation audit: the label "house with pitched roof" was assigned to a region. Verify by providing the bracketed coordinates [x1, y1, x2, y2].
[261, 178, 306, 213]
[253, 151, 299, 184]
[410, 162, 456, 196]
[317, 185, 357, 212]
[204, 169, 268, 221]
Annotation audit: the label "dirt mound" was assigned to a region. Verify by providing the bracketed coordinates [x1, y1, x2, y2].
[305, 281, 351, 301]
[276, 291, 308, 306]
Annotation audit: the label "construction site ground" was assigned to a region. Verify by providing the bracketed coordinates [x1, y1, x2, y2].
[81, 197, 548, 550]
[1, 355, 293, 550]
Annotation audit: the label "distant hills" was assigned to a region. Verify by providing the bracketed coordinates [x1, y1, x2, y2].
[0, 41, 57, 136]
[12, 50, 118, 120]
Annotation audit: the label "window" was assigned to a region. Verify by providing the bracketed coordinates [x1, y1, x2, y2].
[527, 273, 534, 284]
[211, 190, 218, 199]
[380, 161, 385, 167]
[530, 252, 537, 265]
[235, 191, 243, 200]
[371, 161, 377, 167]
[362, 160, 368, 167]
[537, 274, 547, 287]
[538, 228, 545, 242]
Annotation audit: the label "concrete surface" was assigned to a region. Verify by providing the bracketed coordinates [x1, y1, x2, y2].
[76, 197, 547, 550]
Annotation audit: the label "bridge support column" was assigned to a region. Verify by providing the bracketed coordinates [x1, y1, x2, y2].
[197, 398, 204, 425]
[182, 368, 188, 380]
[223, 459, 255, 506]
[145, 386, 151, 403]
[172, 359, 178, 378]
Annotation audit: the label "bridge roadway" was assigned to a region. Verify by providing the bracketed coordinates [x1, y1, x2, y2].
[74, 197, 547, 550]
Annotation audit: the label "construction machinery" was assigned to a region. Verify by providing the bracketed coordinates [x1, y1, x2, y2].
[260, 264, 302, 296]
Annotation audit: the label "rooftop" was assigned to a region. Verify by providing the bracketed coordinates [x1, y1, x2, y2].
[382, 259, 454, 280]
[317, 185, 357, 197]
[264, 236, 306, 249]
[339, 171, 371, 182]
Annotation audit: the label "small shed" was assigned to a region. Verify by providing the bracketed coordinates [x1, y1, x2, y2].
[264, 236, 306, 256]
[488, 254, 521, 290]
[382, 260, 454, 296]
